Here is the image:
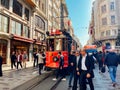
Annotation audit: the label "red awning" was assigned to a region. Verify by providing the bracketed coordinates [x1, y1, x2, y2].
[12, 35, 34, 43]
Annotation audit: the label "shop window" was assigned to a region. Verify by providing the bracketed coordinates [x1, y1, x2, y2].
[1, 0, 9, 9]
[13, 0, 22, 17]
[23, 26, 29, 38]
[0, 15, 8, 33]
[11, 20, 22, 36]
[25, 8, 29, 21]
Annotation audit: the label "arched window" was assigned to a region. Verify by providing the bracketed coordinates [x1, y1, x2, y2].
[35, 15, 45, 30]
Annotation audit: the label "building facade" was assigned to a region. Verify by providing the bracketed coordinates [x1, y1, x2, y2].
[0, 0, 36, 64]
[32, 0, 48, 52]
[0, 0, 79, 65]
[0, 0, 48, 65]
[92, 0, 120, 51]
[48, 0, 60, 33]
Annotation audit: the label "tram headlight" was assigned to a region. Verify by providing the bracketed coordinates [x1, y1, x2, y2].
[53, 56, 59, 62]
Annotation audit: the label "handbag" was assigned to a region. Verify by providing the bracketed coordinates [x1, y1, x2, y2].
[101, 66, 106, 73]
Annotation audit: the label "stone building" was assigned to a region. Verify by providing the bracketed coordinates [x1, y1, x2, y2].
[91, 0, 120, 51]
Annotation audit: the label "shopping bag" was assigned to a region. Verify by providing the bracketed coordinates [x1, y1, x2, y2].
[101, 66, 106, 73]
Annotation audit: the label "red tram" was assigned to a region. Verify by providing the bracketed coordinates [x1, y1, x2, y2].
[45, 30, 71, 69]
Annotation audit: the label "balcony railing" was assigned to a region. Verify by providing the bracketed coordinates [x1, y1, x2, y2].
[100, 35, 117, 41]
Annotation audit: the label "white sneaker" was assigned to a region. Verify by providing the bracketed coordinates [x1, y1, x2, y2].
[62, 78, 66, 81]
[52, 78, 57, 81]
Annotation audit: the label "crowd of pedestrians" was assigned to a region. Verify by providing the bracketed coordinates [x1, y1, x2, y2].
[68, 50, 95, 90]
[10, 50, 28, 70]
[66, 47, 120, 90]
[10, 50, 46, 75]
[0, 45, 120, 90]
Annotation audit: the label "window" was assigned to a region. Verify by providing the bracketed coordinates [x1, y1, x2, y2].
[101, 5, 106, 13]
[35, 16, 45, 30]
[23, 26, 29, 38]
[35, 31, 38, 36]
[13, 0, 22, 17]
[112, 29, 117, 36]
[110, 2, 115, 11]
[106, 43, 111, 49]
[101, 32, 105, 36]
[55, 39, 62, 51]
[11, 20, 22, 36]
[0, 15, 8, 33]
[25, 8, 29, 21]
[106, 30, 111, 36]
[39, 0, 41, 9]
[111, 15, 115, 25]
[1, 0, 9, 9]
[102, 17, 107, 25]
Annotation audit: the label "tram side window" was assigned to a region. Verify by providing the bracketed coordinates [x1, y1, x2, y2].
[49, 39, 54, 51]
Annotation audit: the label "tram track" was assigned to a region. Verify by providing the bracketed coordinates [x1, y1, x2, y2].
[26, 71, 62, 90]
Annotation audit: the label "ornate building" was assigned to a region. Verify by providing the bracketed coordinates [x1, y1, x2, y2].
[91, 0, 120, 51]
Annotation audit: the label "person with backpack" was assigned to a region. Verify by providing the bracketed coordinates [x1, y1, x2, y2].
[104, 48, 120, 87]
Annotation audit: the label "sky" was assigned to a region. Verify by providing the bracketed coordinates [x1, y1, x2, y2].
[66, 0, 94, 46]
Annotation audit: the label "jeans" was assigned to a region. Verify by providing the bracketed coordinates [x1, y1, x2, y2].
[69, 72, 74, 86]
[108, 66, 117, 83]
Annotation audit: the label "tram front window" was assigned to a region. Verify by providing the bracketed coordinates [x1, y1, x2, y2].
[55, 39, 62, 51]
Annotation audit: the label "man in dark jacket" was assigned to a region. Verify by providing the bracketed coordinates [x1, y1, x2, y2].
[53, 52, 65, 81]
[33, 51, 38, 67]
[72, 50, 82, 90]
[11, 51, 17, 69]
[79, 50, 94, 90]
[98, 51, 103, 72]
[104, 48, 120, 87]
[68, 51, 76, 87]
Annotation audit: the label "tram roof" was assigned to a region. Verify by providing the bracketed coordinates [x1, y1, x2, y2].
[46, 35, 66, 39]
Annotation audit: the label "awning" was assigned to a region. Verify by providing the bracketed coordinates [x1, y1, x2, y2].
[12, 35, 34, 43]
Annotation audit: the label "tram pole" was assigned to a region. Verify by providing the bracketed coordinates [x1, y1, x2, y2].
[60, 0, 65, 31]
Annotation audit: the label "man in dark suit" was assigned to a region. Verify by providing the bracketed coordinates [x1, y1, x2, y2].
[72, 51, 82, 90]
[79, 50, 94, 90]
[68, 51, 76, 87]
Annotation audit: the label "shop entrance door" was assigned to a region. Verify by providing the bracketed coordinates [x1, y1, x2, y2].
[0, 40, 7, 64]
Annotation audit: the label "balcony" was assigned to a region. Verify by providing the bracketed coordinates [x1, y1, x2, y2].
[24, 0, 36, 7]
[100, 35, 117, 41]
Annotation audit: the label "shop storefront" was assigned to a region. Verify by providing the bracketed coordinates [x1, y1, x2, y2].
[0, 39, 7, 64]
[10, 35, 34, 61]
[11, 40, 29, 54]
